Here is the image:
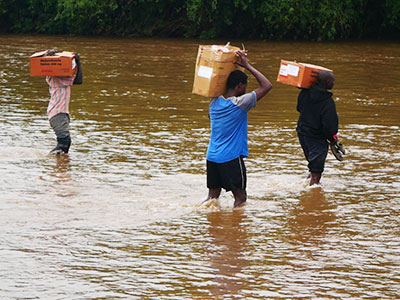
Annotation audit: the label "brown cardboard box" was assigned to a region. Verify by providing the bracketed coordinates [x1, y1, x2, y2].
[30, 50, 76, 76]
[192, 44, 243, 97]
[277, 60, 333, 88]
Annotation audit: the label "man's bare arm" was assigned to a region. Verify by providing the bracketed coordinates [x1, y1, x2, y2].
[234, 50, 272, 101]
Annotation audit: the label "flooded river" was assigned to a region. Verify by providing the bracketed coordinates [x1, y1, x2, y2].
[0, 35, 399, 299]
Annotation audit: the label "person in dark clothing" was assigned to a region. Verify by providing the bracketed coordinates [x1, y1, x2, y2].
[296, 70, 338, 185]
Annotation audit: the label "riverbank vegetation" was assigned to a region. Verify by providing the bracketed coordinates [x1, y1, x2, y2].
[0, 0, 399, 40]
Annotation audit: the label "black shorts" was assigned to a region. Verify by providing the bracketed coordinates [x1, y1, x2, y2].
[298, 134, 329, 173]
[207, 156, 247, 192]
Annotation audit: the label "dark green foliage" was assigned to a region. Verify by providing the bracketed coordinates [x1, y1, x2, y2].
[54, 0, 119, 35]
[0, 0, 398, 40]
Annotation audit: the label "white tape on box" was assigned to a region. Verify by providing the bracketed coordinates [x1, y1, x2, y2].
[287, 64, 300, 77]
[198, 65, 213, 79]
[279, 64, 288, 76]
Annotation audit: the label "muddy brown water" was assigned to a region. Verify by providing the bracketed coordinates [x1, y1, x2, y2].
[0, 35, 399, 299]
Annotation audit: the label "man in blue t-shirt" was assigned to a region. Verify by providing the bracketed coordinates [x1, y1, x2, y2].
[206, 51, 272, 207]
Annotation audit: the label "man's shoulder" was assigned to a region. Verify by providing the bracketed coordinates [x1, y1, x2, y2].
[298, 87, 310, 96]
[209, 96, 225, 106]
[229, 91, 256, 104]
[327, 96, 337, 107]
[227, 91, 257, 112]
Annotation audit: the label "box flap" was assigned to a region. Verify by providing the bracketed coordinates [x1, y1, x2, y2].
[30, 50, 75, 58]
[299, 62, 332, 72]
[57, 51, 75, 58]
[30, 50, 48, 58]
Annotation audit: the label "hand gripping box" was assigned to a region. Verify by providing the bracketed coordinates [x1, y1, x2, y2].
[192, 45, 243, 97]
[30, 50, 77, 76]
[277, 60, 332, 88]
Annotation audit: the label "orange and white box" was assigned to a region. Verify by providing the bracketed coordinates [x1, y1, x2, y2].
[277, 60, 332, 88]
[30, 50, 77, 76]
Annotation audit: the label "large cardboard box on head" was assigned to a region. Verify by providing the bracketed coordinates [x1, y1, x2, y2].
[277, 60, 333, 88]
[192, 44, 243, 97]
[30, 50, 77, 76]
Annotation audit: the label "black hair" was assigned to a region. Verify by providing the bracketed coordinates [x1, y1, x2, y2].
[226, 70, 248, 89]
[317, 70, 335, 90]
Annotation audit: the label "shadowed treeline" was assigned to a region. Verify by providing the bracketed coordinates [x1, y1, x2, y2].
[0, 0, 399, 40]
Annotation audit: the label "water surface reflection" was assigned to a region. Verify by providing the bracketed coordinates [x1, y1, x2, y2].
[207, 210, 248, 298]
[289, 187, 336, 246]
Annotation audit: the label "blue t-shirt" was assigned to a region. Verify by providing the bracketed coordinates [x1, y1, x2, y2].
[207, 91, 257, 163]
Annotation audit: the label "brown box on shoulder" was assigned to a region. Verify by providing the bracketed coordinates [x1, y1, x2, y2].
[277, 60, 332, 88]
[30, 50, 77, 76]
[192, 44, 243, 97]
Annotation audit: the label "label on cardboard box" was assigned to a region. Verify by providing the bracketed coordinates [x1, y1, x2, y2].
[279, 65, 288, 76]
[287, 64, 300, 77]
[198, 65, 213, 79]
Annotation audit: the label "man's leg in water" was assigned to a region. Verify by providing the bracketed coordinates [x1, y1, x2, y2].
[233, 188, 247, 207]
[310, 172, 322, 186]
[207, 160, 222, 200]
[299, 135, 328, 186]
[49, 113, 71, 153]
[208, 188, 221, 200]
